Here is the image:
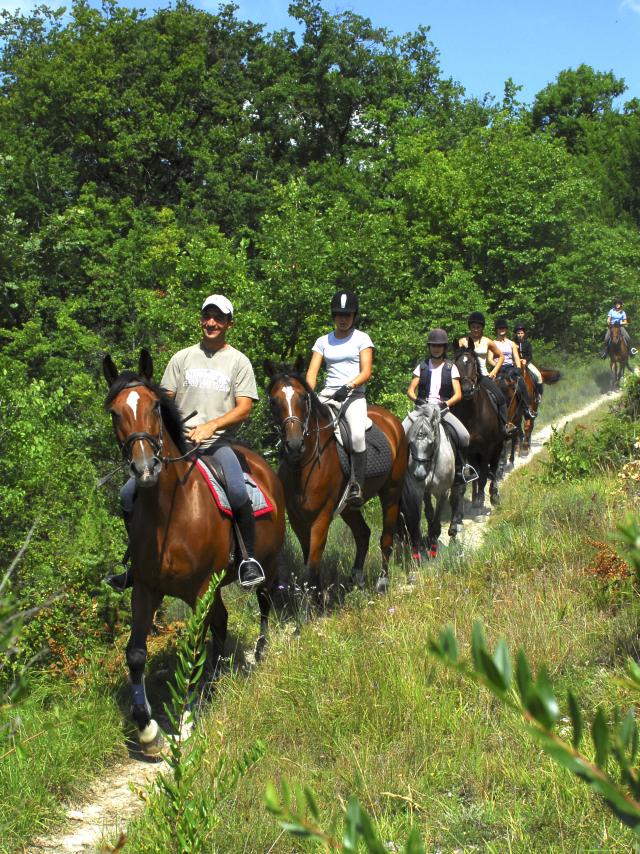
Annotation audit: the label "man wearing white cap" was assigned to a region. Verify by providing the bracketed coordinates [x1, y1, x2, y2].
[105, 294, 264, 590]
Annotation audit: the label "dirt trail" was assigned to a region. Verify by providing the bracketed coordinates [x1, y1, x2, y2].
[23, 390, 620, 853]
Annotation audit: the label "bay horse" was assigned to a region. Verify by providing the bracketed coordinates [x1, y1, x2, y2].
[518, 366, 561, 454]
[609, 324, 629, 391]
[264, 358, 407, 596]
[103, 350, 285, 755]
[452, 340, 504, 512]
[401, 404, 461, 562]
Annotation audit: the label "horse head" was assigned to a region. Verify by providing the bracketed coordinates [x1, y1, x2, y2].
[407, 404, 441, 481]
[103, 349, 172, 487]
[454, 341, 480, 399]
[265, 357, 319, 463]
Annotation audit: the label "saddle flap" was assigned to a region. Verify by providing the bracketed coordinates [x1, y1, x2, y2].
[194, 459, 273, 518]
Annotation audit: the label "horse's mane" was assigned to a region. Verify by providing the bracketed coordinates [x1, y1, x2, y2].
[105, 371, 187, 454]
[267, 367, 332, 421]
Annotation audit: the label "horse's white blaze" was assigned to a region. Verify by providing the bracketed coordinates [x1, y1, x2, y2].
[283, 384, 295, 418]
[125, 389, 140, 418]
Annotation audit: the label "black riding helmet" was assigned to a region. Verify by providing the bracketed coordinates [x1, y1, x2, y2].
[331, 289, 359, 316]
[494, 316, 509, 330]
[467, 311, 485, 327]
[427, 328, 448, 346]
[514, 323, 526, 333]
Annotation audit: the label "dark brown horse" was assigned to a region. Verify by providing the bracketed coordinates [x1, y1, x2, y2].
[103, 350, 285, 755]
[498, 366, 561, 467]
[452, 341, 504, 511]
[609, 325, 629, 391]
[264, 359, 407, 595]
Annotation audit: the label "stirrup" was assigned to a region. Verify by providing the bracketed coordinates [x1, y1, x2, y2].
[238, 557, 265, 589]
[631, 348, 638, 357]
[462, 464, 479, 484]
[504, 421, 517, 436]
[103, 566, 133, 593]
[346, 483, 364, 508]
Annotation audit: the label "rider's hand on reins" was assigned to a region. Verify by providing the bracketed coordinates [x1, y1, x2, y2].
[332, 385, 351, 403]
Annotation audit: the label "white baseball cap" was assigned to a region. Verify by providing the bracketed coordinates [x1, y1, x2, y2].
[201, 294, 233, 317]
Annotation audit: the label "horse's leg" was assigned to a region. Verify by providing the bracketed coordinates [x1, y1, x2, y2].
[126, 583, 164, 756]
[340, 508, 371, 588]
[489, 446, 503, 507]
[208, 585, 228, 676]
[424, 492, 436, 557]
[377, 485, 403, 594]
[399, 477, 424, 562]
[428, 493, 445, 558]
[448, 483, 464, 538]
[306, 510, 333, 602]
[255, 583, 272, 662]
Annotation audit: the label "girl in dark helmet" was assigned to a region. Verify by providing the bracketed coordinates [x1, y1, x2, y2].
[514, 323, 544, 401]
[458, 312, 514, 436]
[403, 328, 475, 484]
[306, 289, 373, 507]
[491, 317, 534, 418]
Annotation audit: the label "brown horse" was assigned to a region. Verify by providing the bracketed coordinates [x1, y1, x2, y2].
[452, 341, 504, 511]
[609, 325, 629, 391]
[103, 350, 285, 755]
[518, 367, 561, 454]
[264, 358, 407, 595]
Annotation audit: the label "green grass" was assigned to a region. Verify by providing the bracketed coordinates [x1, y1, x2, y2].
[0, 672, 125, 853]
[534, 355, 612, 426]
[125, 442, 640, 851]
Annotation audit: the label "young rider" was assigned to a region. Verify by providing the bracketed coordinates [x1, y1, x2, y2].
[306, 289, 373, 508]
[491, 317, 533, 418]
[601, 298, 636, 358]
[458, 312, 513, 435]
[105, 294, 265, 591]
[514, 323, 544, 402]
[404, 328, 474, 484]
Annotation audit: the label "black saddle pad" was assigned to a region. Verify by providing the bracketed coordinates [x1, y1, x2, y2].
[336, 421, 393, 480]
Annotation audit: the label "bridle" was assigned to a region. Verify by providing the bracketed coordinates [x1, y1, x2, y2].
[271, 383, 336, 465]
[408, 410, 440, 473]
[114, 382, 198, 468]
[455, 351, 480, 398]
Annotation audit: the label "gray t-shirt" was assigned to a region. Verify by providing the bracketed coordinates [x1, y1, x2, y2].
[161, 343, 258, 446]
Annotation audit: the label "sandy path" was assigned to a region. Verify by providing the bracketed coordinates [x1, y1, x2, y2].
[23, 390, 620, 853]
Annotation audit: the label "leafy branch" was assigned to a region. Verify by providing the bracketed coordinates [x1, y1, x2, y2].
[265, 780, 425, 853]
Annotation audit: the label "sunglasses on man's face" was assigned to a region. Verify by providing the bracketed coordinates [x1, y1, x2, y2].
[201, 312, 231, 324]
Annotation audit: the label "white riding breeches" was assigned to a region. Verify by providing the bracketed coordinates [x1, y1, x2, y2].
[527, 363, 542, 385]
[319, 389, 368, 453]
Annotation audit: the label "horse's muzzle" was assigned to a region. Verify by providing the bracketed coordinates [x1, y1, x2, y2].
[130, 456, 162, 486]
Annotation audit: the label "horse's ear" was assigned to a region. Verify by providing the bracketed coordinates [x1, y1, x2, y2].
[263, 359, 277, 378]
[103, 355, 119, 387]
[139, 349, 153, 381]
[294, 354, 306, 374]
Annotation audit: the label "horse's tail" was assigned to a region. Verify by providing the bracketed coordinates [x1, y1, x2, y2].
[540, 369, 561, 385]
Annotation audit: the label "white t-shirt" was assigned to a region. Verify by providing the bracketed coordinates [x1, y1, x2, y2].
[312, 329, 374, 390]
[412, 360, 460, 405]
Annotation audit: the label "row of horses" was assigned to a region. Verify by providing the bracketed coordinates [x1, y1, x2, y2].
[102, 345, 559, 754]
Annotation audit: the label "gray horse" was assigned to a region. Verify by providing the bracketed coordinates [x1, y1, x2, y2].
[401, 404, 463, 560]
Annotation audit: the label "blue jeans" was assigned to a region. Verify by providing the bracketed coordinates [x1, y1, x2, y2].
[121, 441, 248, 513]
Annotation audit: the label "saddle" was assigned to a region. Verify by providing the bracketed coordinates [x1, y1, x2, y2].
[335, 417, 392, 480]
[195, 454, 273, 518]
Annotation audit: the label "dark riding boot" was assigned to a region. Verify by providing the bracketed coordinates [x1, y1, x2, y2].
[234, 500, 265, 589]
[104, 511, 134, 592]
[346, 451, 367, 508]
[454, 446, 478, 485]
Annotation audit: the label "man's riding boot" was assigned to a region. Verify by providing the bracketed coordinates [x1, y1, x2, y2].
[104, 511, 134, 592]
[235, 500, 265, 588]
[346, 451, 367, 508]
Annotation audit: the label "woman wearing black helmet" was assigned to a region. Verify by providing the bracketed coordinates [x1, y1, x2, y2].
[458, 312, 513, 435]
[403, 328, 474, 484]
[306, 289, 373, 507]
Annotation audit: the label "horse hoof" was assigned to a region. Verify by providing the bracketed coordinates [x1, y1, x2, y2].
[375, 576, 390, 595]
[490, 494, 501, 508]
[428, 546, 438, 559]
[139, 719, 165, 757]
[255, 635, 267, 662]
[351, 569, 366, 589]
[410, 550, 424, 565]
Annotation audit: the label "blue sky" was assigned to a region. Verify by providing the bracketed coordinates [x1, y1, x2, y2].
[233, 0, 640, 105]
[3, 0, 639, 104]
